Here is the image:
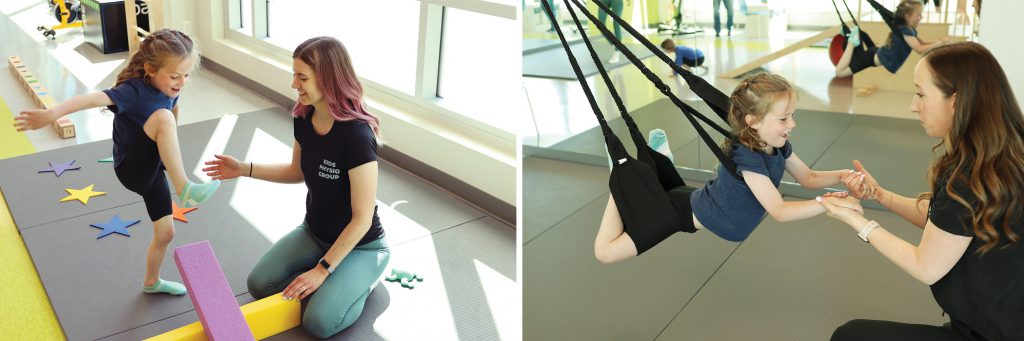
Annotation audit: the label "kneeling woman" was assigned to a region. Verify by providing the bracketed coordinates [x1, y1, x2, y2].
[203, 36, 389, 338]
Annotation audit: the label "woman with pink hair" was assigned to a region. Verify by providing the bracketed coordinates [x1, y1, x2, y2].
[203, 36, 389, 338]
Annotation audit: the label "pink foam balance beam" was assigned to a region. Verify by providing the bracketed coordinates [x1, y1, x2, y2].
[174, 241, 255, 341]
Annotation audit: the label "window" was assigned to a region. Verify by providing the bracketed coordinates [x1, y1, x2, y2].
[437, 6, 519, 130]
[239, 0, 252, 35]
[265, 0, 420, 95]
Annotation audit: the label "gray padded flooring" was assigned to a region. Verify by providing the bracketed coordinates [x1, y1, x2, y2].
[547, 98, 935, 196]
[522, 37, 657, 80]
[523, 148, 947, 340]
[1, 108, 516, 340]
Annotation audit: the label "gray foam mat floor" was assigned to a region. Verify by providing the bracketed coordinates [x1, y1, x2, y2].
[4, 109, 517, 340]
[271, 216, 517, 340]
[523, 37, 657, 80]
[21, 180, 267, 341]
[656, 208, 947, 340]
[522, 157, 610, 243]
[524, 195, 740, 340]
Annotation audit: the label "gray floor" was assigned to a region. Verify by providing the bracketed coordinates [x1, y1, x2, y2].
[523, 108, 948, 339]
[522, 37, 658, 80]
[1, 109, 517, 340]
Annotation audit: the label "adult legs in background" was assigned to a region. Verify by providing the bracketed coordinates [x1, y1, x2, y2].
[712, 0, 734, 36]
[597, 0, 625, 62]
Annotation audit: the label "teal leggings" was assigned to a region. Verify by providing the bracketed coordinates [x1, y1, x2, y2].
[247, 223, 390, 338]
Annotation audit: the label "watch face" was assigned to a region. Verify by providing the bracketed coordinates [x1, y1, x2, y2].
[319, 259, 331, 271]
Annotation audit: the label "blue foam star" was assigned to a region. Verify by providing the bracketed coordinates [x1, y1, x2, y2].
[39, 160, 81, 177]
[90, 215, 140, 239]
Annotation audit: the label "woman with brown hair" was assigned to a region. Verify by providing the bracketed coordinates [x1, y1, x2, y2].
[820, 41, 1024, 340]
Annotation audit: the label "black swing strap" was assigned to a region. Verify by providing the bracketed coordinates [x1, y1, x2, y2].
[537, 0, 624, 161]
[564, 0, 742, 180]
[831, 0, 852, 35]
[542, 1, 689, 252]
[561, 0, 687, 190]
[866, 0, 901, 36]
[587, 0, 731, 122]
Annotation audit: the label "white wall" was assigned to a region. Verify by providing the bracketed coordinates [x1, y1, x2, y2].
[161, 1, 516, 205]
[978, 0, 1024, 107]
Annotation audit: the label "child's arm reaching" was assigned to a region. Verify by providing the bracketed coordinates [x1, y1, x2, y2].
[14, 92, 113, 131]
[745, 171, 863, 223]
[784, 154, 856, 189]
[906, 35, 949, 54]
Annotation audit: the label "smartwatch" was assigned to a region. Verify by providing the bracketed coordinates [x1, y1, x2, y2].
[318, 258, 335, 274]
[858, 220, 880, 243]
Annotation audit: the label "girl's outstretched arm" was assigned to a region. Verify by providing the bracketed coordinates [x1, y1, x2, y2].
[746, 170, 861, 222]
[784, 154, 854, 189]
[14, 92, 113, 131]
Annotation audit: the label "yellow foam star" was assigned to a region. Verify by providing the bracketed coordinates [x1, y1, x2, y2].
[60, 184, 106, 204]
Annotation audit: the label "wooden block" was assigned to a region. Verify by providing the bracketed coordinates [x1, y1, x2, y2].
[173, 241, 255, 341]
[53, 117, 75, 139]
[8, 55, 76, 138]
[144, 293, 301, 341]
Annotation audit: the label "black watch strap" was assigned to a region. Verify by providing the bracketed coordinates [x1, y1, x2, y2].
[318, 258, 334, 274]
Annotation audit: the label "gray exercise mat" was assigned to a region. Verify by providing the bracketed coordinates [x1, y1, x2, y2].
[656, 207, 947, 340]
[806, 114, 936, 198]
[20, 179, 270, 341]
[523, 37, 658, 80]
[523, 156, 610, 243]
[270, 216, 517, 340]
[0, 138, 143, 229]
[524, 196, 741, 340]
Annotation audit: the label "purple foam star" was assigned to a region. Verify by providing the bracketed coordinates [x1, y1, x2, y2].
[38, 160, 81, 177]
[90, 215, 140, 239]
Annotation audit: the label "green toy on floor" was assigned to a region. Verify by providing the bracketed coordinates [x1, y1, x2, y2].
[385, 268, 423, 289]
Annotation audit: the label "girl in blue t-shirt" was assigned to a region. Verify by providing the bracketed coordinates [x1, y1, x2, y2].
[14, 29, 221, 295]
[835, 0, 949, 77]
[594, 73, 863, 263]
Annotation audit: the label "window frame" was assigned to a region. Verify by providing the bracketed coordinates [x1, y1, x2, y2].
[223, 0, 519, 145]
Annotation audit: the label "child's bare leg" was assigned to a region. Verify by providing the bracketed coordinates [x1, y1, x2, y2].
[835, 40, 857, 77]
[144, 109, 220, 208]
[141, 215, 186, 295]
[595, 196, 639, 264]
[143, 215, 175, 286]
[143, 109, 187, 193]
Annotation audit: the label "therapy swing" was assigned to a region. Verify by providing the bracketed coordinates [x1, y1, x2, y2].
[829, 0, 877, 65]
[541, 0, 744, 251]
[830, 0, 908, 68]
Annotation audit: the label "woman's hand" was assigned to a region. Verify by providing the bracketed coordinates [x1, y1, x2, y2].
[13, 109, 59, 131]
[282, 266, 329, 301]
[817, 195, 866, 226]
[842, 160, 883, 201]
[202, 154, 243, 180]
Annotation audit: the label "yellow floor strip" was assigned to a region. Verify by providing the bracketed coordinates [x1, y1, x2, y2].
[0, 189, 64, 339]
[0, 95, 36, 160]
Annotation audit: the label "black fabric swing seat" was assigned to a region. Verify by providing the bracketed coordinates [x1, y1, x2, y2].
[541, 0, 735, 253]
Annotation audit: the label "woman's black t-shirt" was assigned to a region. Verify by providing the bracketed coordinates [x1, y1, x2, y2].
[928, 173, 1024, 340]
[294, 113, 383, 246]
